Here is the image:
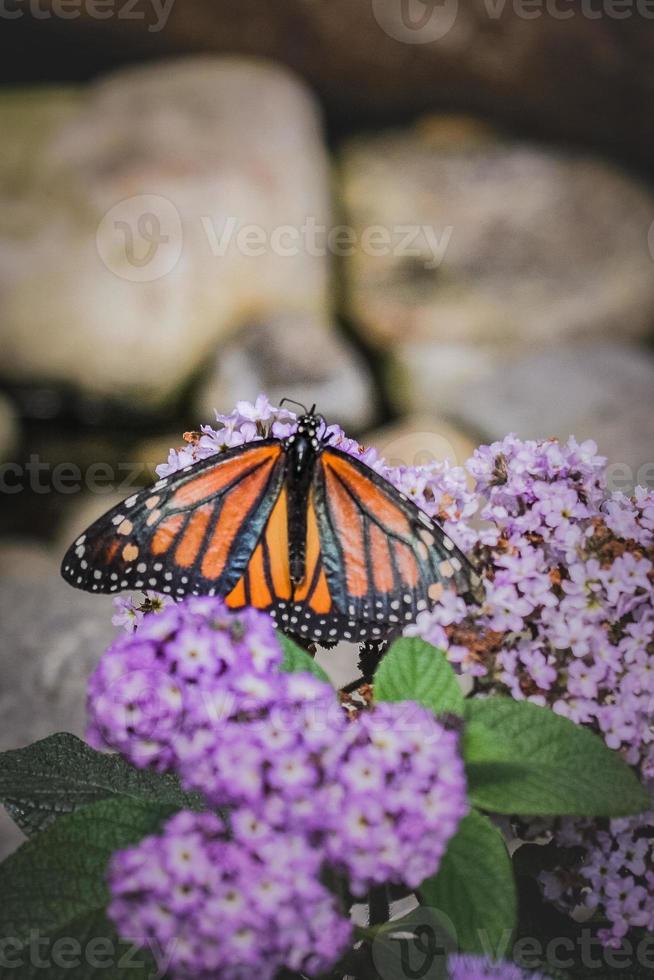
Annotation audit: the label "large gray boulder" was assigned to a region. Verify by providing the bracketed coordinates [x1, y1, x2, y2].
[194, 315, 377, 433]
[439, 344, 654, 489]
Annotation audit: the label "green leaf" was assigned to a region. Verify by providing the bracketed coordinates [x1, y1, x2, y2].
[0, 733, 201, 837]
[464, 698, 650, 817]
[0, 797, 175, 954]
[419, 809, 517, 956]
[374, 638, 464, 716]
[277, 632, 333, 686]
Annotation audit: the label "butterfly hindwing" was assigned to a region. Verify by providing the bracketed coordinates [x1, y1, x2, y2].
[61, 441, 286, 598]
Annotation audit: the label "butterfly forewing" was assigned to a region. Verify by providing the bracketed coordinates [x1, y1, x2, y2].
[61, 441, 286, 598]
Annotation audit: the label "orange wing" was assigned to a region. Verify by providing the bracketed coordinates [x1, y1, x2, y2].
[312, 447, 479, 640]
[62, 435, 478, 645]
[225, 485, 340, 642]
[61, 441, 286, 598]
[227, 445, 478, 645]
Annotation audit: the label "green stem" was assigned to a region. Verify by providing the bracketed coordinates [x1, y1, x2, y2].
[368, 884, 391, 927]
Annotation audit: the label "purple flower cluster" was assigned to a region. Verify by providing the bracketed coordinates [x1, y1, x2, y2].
[540, 808, 654, 948]
[407, 434, 653, 946]
[448, 955, 544, 980]
[95, 590, 468, 976]
[175, 670, 343, 828]
[111, 591, 173, 633]
[320, 701, 467, 894]
[108, 810, 352, 980]
[179, 694, 467, 895]
[88, 596, 283, 770]
[93, 596, 468, 898]
[156, 396, 299, 477]
[149, 398, 654, 946]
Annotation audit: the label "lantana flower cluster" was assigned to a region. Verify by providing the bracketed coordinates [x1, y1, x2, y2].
[177, 689, 466, 896]
[109, 810, 351, 980]
[153, 398, 653, 946]
[89, 596, 284, 770]
[93, 591, 468, 976]
[408, 435, 654, 947]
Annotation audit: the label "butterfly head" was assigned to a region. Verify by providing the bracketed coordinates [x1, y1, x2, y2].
[296, 409, 319, 434]
[294, 405, 325, 440]
[284, 406, 327, 454]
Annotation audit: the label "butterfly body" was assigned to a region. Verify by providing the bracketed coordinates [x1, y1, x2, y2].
[62, 410, 480, 643]
[284, 414, 325, 585]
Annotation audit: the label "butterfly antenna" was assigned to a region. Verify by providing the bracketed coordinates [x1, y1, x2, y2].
[280, 397, 308, 414]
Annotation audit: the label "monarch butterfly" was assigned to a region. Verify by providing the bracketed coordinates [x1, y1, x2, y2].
[61, 406, 480, 643]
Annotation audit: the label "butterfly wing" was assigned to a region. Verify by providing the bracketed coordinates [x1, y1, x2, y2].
[312, 446, 480, 639]
[224, 478, 376, 644]
[61, 440, 286, 597]
[62, 434, 479, 645]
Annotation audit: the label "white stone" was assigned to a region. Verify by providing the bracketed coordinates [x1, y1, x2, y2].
[444, 344, 654, 489]
[0, 59, 333, 408]
[341, 119, 654, 353]
[195, 314, 376, 432]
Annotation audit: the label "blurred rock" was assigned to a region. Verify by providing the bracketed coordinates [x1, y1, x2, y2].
[0, 542, 115, 858]
[0, 543, 115, 756]
[0, 58, 333, 410]
[431, 344, 654, 489]
[0, 393, 18, 461]
[342, 120, 654, 367]
[0, 808, 22, 862]
[363, 414, 476, 470]
[195, 315, 377, 433]
[23, 1, 654, 170]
